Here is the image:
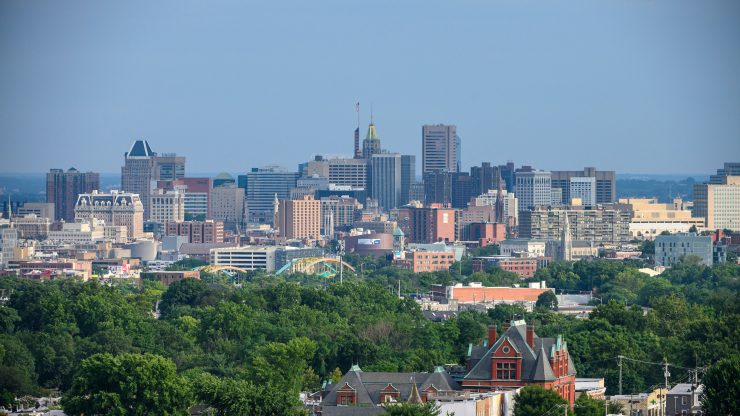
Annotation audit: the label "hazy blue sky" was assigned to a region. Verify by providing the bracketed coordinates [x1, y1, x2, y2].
[1, 0, 739, 175]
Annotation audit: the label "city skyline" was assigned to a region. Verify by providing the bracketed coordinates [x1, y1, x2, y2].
[2, 0, 740, 174]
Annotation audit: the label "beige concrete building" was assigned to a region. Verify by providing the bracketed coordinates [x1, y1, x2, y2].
[520, 204, 632, 246]
[473, 189, 519, 225]
[17, 203, 56, 220]
[277, 195, 321, 240]
[74, 190, 144, 240]
[693, 176, 740, 231]
[609, 388, 667, 416]
[149, 188, 185, 225]
[319, 196, 361, 234]
[620, 198, 705, 239]
[12, 214, 52, 239]
[210, 184, 246, 232]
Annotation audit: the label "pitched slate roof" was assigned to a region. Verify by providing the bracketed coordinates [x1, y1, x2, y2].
[464, 320, 573, 383]
[531, 346, 556, 381]
[323, 365, 461, 408]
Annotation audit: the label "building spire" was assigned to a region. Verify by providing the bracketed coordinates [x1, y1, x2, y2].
[354, 102, 362, 159]
[561, 211, 572, 261]
[495, 172, 505, 224]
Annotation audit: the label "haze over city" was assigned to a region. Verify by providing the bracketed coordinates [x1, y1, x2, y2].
[1, 2, 740, 416]
[2, 0, 739, 174]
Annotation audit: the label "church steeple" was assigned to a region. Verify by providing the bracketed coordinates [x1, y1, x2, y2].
[561, 212, 572, 261]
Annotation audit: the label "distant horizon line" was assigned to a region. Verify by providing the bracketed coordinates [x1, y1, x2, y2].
[0, 171, 712, 178]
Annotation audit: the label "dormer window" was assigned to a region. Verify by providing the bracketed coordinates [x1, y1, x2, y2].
[496, 362, 516, 379]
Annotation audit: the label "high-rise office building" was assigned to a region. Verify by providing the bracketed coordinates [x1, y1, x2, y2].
[121, 140, 157, 219]
[211, 184, 246, 232]
[422, 124, 460, 173]
[693, 175, 740, 231]
[277, 195, 321, 240]
[157, 178, 212, 220]
[245, 166, 299, 225]
[320, 196, 361, 233]
[550, 167, 616, 204]
[514, 168, 552, 212]
[46, 168, 100, 221]
[569, 177, 596, 206]
[362, 121, 382, 159]
[156, 153, 186, 181]
[400, 155, 416, 206]
[470, 162, 503, 197]
[328, 158, 368, 188]
[708, 162, 740, 184]
[74, 190, 144, 240]
[423, 171, 472, 209]
[149, 188, 185, 225]
[499, 162, 516, 193]
[370, 153, 402, 211]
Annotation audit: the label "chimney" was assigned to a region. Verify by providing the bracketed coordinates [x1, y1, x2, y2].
[526, 323, 535, 349]
[503, 320, 510, 332]
[487, 324, 498, 347]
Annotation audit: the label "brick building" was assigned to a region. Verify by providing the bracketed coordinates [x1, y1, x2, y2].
[407, 204, 458, 243]
[463, 320, 576, 406]
[277, 195, 321, 240]
[46, 168, 100, 221]
[472, 256, 538, 278]
[394, 250, 455, 273]
[165, 220, 224, 243]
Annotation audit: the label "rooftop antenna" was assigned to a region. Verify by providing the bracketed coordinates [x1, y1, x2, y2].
[370, 104, 374, 125]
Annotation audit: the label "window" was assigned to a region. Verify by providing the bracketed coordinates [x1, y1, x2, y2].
[496, 362, 516, 379]
[682, 396, 688, 405]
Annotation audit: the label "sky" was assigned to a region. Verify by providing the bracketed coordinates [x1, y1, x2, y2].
[1, 0, 739, 175]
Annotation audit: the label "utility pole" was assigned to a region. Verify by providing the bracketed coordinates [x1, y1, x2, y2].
[663, 360, 670, 416]
[338, 240, 345, 284]
[618, 355, 624, 395]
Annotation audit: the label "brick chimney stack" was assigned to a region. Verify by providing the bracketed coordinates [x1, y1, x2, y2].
[503, 320, 510, 332]
[526, 323, 535, 348]
[488, 324, 498, 347]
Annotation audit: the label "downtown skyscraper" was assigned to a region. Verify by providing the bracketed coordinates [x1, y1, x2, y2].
[121, 140, 157, 219]
[46, 168, 100, 221]
[422, 124, 460, 173]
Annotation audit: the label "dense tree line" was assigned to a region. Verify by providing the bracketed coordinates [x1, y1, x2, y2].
[0, 256, 737, 414]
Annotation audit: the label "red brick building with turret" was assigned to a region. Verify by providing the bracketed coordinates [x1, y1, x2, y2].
[461, 319, 576, 405]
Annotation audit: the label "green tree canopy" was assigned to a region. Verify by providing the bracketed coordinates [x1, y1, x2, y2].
[514, 385, 568, 416]
[536, 291, 559, 310]
[701, 355, 740, 416]
[62, 353, 193, 416]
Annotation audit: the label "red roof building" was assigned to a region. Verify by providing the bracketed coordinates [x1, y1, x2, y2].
[463, 320, 576, 406]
